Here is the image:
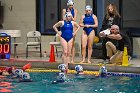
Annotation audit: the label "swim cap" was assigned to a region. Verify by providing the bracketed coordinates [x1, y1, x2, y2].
[58, 72, 66, 80]
[99, 66, 107, 74]
[75, 65, 83, 72]
[67, 0, 74, 6]
[21, 72, 31, 80]
[14, 69, 24, 77]
[58, 64, 67, 72]
[85, 5, 92, 11]
[65, 12, 72, 18]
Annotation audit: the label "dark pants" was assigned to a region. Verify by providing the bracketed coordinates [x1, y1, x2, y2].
[102, 38, 108, 60]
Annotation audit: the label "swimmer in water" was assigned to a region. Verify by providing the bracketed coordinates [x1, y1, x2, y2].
[98, 66, 108, 78]
[19, 72, 32, 82]
[12, 69, 23, 78]
[75, 65, 84, 75]
[52, 72, 66, 84]
[58, 64, 67, 73]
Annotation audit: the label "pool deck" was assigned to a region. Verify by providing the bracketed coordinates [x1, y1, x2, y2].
[0, 55, 140, 73]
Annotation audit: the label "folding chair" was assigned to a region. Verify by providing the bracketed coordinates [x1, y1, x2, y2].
[26, 31, 42, 57]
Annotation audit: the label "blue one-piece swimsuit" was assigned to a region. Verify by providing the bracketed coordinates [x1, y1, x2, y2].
[83, 14, 95, 36]
[66, 8, 75, 18]
[61, 20, 73, 42]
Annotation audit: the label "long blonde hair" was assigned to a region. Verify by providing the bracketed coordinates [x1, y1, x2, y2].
[106, 4, 120, 19]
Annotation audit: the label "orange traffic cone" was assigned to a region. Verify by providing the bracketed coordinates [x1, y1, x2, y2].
[23, 63, 31, 71]
[49, 45, 56, 62]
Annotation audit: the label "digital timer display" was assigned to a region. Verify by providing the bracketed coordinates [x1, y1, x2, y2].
[0, 33, 11, 59]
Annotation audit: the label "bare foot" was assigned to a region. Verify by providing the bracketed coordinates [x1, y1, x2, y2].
[71, 60, 74, 64]
[87, 60, 91, 64]
[79, 60, 85, 63]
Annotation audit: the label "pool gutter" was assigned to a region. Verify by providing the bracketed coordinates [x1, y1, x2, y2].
[0, 60, 140, 73]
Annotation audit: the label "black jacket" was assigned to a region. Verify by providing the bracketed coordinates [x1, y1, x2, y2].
[100, 14, 121, 31]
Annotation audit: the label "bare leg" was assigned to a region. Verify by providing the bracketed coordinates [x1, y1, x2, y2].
[60, 38, 68, 67]
[87, 30, 95, 64]
[67, 39, 73, 64]
[81, 31, 88, 63]
[60, 37, 73, 69]
[71, 37, 75, 63]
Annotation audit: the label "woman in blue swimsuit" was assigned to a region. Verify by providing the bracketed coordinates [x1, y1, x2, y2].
[62, 0, 77, 21]
[53, 12, 80, 69]
[62, 0, 78, 63]
[79, 5, 98, 63]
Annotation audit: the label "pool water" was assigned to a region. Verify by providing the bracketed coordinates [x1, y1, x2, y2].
[3, 72, 140, 93]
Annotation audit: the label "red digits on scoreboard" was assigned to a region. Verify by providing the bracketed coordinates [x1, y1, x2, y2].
[4, 44, 9, 53]
[0, 44, 10, 54]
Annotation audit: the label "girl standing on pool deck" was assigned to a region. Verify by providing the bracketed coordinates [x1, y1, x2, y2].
[79, 5, 98, 64]
[62, 0, 78, 63]
[53, 12, 80, 69]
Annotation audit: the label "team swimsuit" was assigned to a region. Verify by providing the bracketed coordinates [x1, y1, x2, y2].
[60, 8, 75, 42]
[61, 20, 73, 42]
[66, 8, 75, 17]
[83, 14, 95, 35]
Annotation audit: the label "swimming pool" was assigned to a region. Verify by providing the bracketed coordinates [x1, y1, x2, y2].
[2, 72, 140, 93]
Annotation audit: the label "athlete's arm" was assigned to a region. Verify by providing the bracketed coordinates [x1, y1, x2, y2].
[73, 21, 80, 36]
[53, 21, 63, 36]
[73, 8, 78, 21]
[79, 15, 86, 27]
[62, 9, 66, 20]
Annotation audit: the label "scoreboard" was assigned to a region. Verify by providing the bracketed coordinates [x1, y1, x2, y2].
[0, 33, 11, 59]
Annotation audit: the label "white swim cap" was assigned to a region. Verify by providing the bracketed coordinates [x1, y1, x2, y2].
[100, 66, 107, 74]
[58, 72, 66, 80]
[65, 12, 72, 18]
[85, 5, 92, 11]
[67, 0, 74, 6]
[14, 69, 24, 76]
[75, 65, 83, 72]
[21, 72, 31, 80]
[58, 64, 67, 72]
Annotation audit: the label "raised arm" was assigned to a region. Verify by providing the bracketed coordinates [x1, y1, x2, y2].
[73, 21, 80, 36]
[107, 34, 122, 40]
[62, 9, 66, 20]
[53, 21, 63, 36]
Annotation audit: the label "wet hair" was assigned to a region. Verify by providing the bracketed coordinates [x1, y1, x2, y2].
[106, 4, 120, 19]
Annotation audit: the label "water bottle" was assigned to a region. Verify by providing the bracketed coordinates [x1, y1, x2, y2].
[43, 51, 47, 57]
